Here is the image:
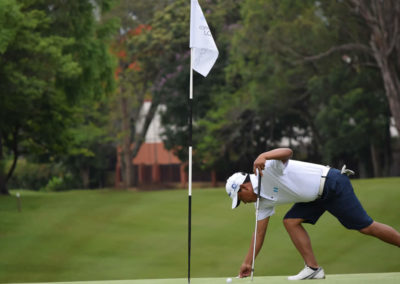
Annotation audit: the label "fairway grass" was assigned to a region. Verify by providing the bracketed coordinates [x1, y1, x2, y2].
[7, 273, 400, 284]
[1, 177, 399, 283]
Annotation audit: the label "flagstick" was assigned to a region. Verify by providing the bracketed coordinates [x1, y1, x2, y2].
[188, 47, 194, 284]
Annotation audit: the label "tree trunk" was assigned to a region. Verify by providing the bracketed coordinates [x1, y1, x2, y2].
[370, 143, 382, 177]
[349, 0, 400, 134]
[211, 170, 217, 187]
[0, 130, 17, 195]
[305, 1, 400, 135]
[121, 96, 133, 188]
[0, 173, 8, 195]
[81, 167, 90, 189]
[373, 55, 400, 135]
[0, 140, 9, 194]
[0, 134, 8, 195]
[131, 99, 159, 158]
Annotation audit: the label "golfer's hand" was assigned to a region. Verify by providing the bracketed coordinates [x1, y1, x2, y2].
[253, 156, 266, 176]
[239, 263, 252, 278]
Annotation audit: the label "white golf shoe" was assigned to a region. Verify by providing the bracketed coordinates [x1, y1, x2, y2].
[288, 265, 325, 280]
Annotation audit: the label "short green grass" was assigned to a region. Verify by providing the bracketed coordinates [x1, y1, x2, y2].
[8, 272, 400, 284]
[0, 177, 399, 283]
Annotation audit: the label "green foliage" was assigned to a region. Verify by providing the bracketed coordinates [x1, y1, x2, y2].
[1, 0, 397, 192]
[6, 159, 52, 190]
[61, 99, 116, 189]
[186, 0, 391, 175]
[40, 175, 73, 192]
[157, 0, 243, 170]
[0, 0, 118, 193]
[106, 0, 187, 188]
[194, 0, 326, 170]
[41, 176, 64, 192]
[7, 156, 80, 191]
[113, 0, 392, 178]
[105, 0, 174, 30]
[311, 67, 389, 166]
[0, 1, 80, 153]
[6, 158, 65, 190]
[0, 0, 21, 54]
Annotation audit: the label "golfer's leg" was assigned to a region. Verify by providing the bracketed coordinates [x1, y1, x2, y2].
[283, 218, 319, 268]
[360, 221, 400, 247]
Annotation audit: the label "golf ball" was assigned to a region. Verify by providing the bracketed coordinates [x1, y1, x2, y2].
[226, 278, 232, 283]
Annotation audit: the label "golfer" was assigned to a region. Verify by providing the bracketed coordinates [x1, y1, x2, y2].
[226, 148, 400, 280]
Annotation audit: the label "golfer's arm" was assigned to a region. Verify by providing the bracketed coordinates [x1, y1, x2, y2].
[258, 148, 293, 163]
[253, 148, 293, 174]
[244, 217, 270, 265]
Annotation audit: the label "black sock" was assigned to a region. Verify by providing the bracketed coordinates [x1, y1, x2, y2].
[308, 266, 319, 271]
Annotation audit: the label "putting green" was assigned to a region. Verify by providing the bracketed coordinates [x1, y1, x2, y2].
[10, 273, 400, 284]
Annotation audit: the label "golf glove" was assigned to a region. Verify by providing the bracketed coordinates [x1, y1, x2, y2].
[341, 165, 355, 176]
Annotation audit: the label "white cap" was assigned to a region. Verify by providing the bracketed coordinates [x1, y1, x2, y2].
[226, 172, 247, 209]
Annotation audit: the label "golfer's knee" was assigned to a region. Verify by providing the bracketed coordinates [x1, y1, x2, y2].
[283, 218, 303, 230]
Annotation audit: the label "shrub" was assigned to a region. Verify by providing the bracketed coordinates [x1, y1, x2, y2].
[40, 173, 77, 192]
[7, 159, 54, 190]
[41, 176, 64, 192]
[7, 158, 80, 191]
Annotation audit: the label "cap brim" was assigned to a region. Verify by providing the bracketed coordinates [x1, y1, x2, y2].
[231, 194, 240, 209]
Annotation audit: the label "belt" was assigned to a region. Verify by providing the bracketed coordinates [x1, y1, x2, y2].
[318, 166, 330, 198]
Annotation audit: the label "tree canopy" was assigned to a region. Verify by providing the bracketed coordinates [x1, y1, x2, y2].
[156, 0, 395, 177]
[1, 0, 399, 193]
[0, 0, 117, 194]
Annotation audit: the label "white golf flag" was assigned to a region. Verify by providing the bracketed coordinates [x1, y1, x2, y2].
[190, 0, 219, 77]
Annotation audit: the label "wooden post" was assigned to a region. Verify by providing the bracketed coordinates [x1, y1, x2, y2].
[16, 192, 21, 212]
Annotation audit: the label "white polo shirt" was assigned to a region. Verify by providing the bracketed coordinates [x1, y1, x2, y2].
[250, 159, 328, 220]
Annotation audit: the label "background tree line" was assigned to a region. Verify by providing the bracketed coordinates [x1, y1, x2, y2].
[1, 0, 399, 194]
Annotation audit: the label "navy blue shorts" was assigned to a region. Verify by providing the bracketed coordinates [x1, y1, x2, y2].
[284, 168, 373, 230]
